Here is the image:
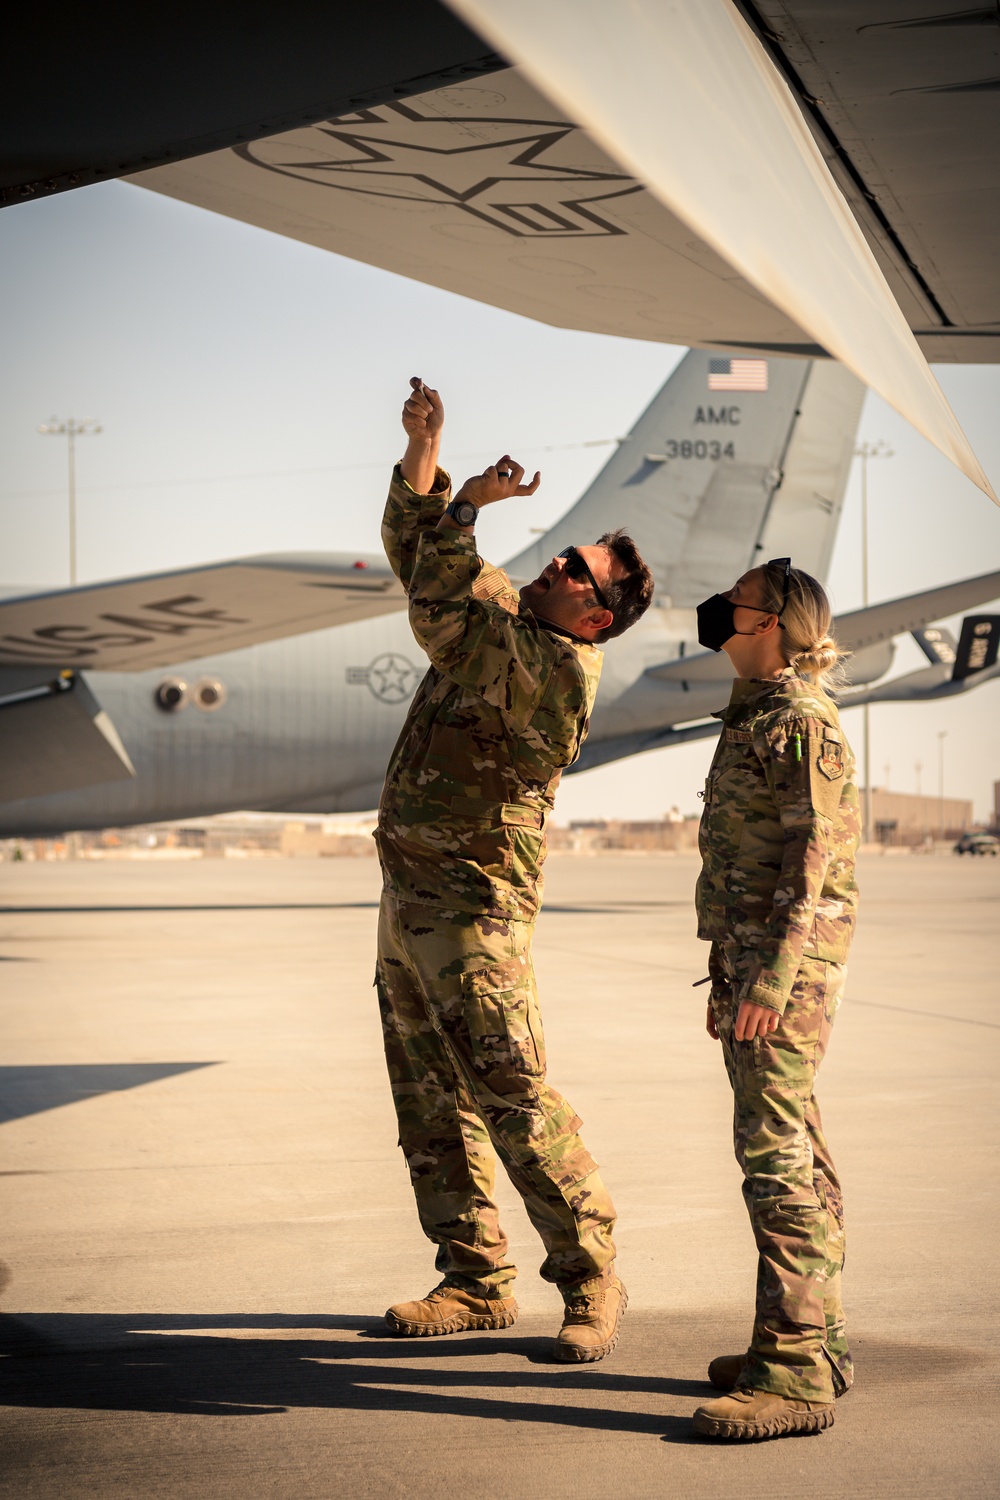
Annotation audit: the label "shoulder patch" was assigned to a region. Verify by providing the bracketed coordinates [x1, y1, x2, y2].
[726, 728, 753, 744]
[817, 739, 845, 781]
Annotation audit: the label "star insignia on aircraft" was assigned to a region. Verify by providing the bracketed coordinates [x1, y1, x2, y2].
[348, 652, 420, 704]
[238, 99, 644, 239]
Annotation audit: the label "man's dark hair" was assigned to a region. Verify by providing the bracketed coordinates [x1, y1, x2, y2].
[592, 529, 655, 642]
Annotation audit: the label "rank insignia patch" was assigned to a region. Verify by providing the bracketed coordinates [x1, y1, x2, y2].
[817, 740, 845, 780]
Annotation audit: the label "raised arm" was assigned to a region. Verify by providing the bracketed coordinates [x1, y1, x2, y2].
[406, 456, 589, 756]
[381, 378, 450, 590]
[400, 378, 443, 495]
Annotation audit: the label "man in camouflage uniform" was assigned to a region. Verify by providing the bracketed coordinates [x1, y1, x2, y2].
[375, 378, 653, 1361]
[693, 637, 860, 1437]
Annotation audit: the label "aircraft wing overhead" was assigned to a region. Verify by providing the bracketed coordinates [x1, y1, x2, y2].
[128, 7, 995, 501]
[129, 69, 830, 356]
[445, 0, 994, 503]
[0, 552, 405, 672]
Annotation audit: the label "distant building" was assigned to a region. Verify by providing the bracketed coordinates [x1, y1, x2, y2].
[863, 787, 972, 846]
[1, 812, 378, 861]
[550, 816, 700, 853]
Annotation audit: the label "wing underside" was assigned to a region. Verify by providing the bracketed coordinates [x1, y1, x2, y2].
[0, 671, 136, 802]
[133, 20, 994, 499]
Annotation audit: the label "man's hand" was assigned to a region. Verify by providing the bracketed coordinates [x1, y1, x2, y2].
[734, 1000, 780, 1041]
[454, 456, 541, 509]
[400, 377, 444, 494]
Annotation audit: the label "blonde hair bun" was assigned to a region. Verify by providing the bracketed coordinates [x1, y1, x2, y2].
[789, 636, 843, 682]
[762, 562, 847, 692]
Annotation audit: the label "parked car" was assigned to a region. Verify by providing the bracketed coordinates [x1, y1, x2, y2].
[954, 832, 1000, 856]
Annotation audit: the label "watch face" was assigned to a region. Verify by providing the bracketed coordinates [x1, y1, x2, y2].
[454, 500, 477, 525]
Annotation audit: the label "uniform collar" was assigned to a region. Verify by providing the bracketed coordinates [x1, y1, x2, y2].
[712, 667, 805, 721]
[524, 609, 597, 647]
[728, 666, 798, 705]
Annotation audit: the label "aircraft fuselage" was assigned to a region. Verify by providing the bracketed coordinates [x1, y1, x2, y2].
[0, 604, 712, 836]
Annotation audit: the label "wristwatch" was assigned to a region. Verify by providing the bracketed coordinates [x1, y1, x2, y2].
[445, 498, 479, 528]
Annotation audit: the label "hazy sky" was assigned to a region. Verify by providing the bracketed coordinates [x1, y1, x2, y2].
[2, 182, 998, 820]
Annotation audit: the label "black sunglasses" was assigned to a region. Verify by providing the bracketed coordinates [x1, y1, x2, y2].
[768, 556, 791, 620]
[558, 546, 610, 612]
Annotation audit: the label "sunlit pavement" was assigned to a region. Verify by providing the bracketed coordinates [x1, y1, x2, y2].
[1, 851, 996, 1498]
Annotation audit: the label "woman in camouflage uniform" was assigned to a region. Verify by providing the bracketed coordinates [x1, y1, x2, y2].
[691, 557, 860, 1442]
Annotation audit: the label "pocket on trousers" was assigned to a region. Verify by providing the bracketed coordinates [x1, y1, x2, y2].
[463, 962, 545, 1081]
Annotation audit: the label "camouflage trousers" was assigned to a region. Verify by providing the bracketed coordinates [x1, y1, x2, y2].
[710, 942, 854, 1402]
[375, 891, 617, 1296]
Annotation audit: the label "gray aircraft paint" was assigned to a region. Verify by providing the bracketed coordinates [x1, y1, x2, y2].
[3, 349, 995, 838]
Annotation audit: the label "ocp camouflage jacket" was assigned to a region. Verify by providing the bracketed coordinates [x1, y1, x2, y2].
[696, 669, 860, 1013]
[376, 464, 602, 918]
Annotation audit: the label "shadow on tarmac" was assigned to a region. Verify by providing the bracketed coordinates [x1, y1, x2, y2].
[0, 1311, 986, 1451]
[0, 903, 382, 914]
[0, 1063, 220, 1123]
[0, 900, 686, 917]
[0, 1312, 709, 1441]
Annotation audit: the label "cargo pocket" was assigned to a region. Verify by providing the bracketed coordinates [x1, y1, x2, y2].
[462, 961, 545, 1086]
[510, 824, 545, 901]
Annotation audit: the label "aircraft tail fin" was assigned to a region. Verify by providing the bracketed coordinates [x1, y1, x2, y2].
[953, 615, 1000, 681]
[503, 350, 864, 605]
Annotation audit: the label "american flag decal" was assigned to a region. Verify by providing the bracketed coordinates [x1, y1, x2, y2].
[708, 357, 768, 392]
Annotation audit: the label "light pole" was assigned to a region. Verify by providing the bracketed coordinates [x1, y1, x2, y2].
[38, 416, 102, 585]
[937, 730, 948, 839]
[916, 758, 927, 844]
[855, 439, 894, 840]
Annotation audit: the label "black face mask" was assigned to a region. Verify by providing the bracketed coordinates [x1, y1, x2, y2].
[696, 594, 738, 651]
[696, 593, 775, 652]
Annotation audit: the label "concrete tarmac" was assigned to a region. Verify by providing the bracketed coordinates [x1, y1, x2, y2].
[1, 850, 997, 1498]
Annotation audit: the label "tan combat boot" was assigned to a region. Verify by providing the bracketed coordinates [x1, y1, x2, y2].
[707, 1353, 748, 1391]
[693, 1388, 835, 1440]
[385, 1281, 518, 1337]
[708, 1353, 849, 1396]
[552, 1268, 627, 1363]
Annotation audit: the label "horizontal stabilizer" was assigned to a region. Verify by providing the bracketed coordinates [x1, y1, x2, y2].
[840, 573, 1000, 655]
[0, 672, 135, 801]
[0, 552, 405, 671]
[912, 625, 957, 667]
[839, 655, 1000, 709]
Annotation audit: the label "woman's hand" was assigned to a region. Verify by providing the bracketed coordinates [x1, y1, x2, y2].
[734, 1000, 780, 1041]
